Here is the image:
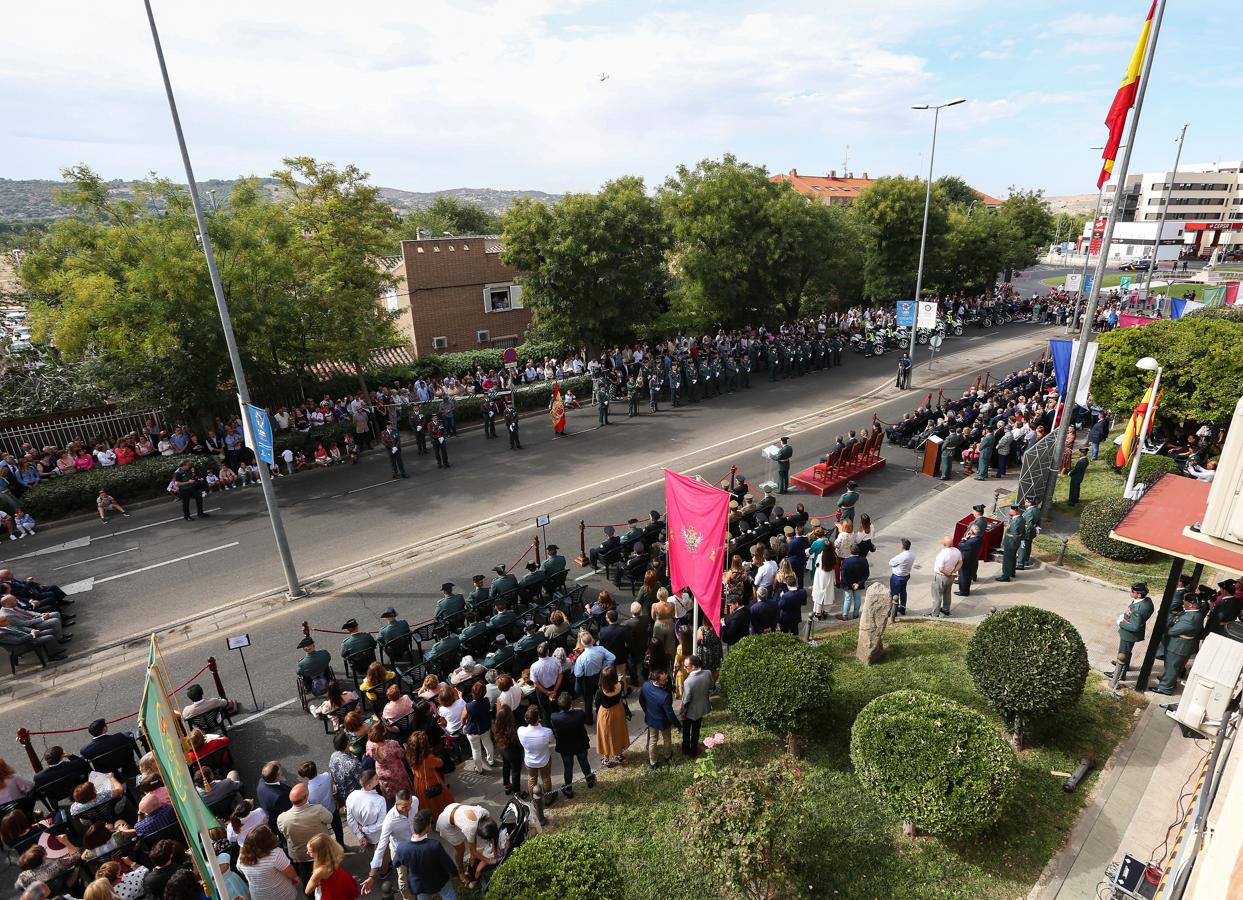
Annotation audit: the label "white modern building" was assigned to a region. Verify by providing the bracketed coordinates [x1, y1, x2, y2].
[1075, 220, 1189, 264]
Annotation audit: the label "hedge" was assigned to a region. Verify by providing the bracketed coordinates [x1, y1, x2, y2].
[409, 340, 577, 380]
[1079, 496, 1150, 562]
[485, 830, 623, 900]
[1185, 305, 1243, 323]
[1135, 454, 1181, 484]
[719, 632, 834, 740]
[849, 690, 1016, 838]
[966, 606, 1088, 742]
[18, 453, 199, 520]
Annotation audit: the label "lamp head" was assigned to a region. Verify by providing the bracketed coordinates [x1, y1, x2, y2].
[1136, 357, 1160, 371]
[911, 104, 929, 110]
[946, 97, 966, 107]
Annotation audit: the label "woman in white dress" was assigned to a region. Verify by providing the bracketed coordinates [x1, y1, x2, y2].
[811, 542, 838, 620]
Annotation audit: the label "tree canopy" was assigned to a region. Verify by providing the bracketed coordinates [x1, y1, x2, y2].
[396, 195, 501, 240]
[852, 176, 948, 302]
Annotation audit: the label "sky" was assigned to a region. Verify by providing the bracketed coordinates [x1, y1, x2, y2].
[1, 0, 1239, 199]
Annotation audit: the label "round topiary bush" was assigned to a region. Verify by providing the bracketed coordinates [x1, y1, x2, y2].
[1079, 496, 1151, 562]
[966, 606, 1088, 746]
[485, 829, 623, 900]
[719, 632, 833, 750]
[850, 690, 1016, 838]
[1135, 454, 1180, 485]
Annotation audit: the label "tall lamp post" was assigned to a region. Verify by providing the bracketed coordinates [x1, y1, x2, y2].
[907, 98, 966, 364]
[1122, 356, 1162, 499]
[1141, 124, 1189, 308]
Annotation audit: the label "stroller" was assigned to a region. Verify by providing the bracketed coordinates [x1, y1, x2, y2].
[479, 799, 531, 892]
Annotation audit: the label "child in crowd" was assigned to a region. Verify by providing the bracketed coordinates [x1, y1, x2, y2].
[237, 462, 258, 485]
[342, 433, 359, 463]
[218, 464, 239, 490]
[204, 469, 221, 492]
[97, 490, 129, 522]
[293, 450, 311, 472]
[313, 442, 331, 467]
[14, 509, 36, 537]
[0, 509, 16, 541]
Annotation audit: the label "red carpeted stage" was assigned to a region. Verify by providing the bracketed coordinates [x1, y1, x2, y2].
[790, 432, 887, 497]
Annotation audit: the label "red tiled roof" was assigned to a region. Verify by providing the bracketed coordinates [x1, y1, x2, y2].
[772, 170, 1004, 207]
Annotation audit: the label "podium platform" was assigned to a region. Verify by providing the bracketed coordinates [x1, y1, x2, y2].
[789, 433, 887, 497]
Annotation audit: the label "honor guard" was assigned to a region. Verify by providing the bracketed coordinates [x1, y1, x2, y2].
[481, 392, 498, 439]
[995, 505, 1025, 581]
[627, 378, 641, 417]
[429, 413, 450, 468]
[1105, 583, 1154, 682]
[505, 404, 522, 449]
[740, 350, 752, 388]
[774, 436, 793, 494]
[595, 379, 611, 426]
[668, 362, 682, 407]
[1154, 592, 1202, 694]
[1017, 497, 1041, 569]
[648, 367, 662, 412]
[410, 406, 428, 455]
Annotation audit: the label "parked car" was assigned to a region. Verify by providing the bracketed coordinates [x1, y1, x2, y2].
[1118, 259, 1152, 272]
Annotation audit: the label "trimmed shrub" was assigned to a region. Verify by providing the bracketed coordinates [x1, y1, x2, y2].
[966, 606, 1088, 744]
[719, 633, 833, 745]
[19, 453, 199, 520]
[1185, 305, 1243, 323]
[1135, 454, 1180, 484]
[485, 829, 622, 900]
[1079, 497, 1151, 562]
[685, 755, 810, 899]
[409, 339, 577, 380]
[272, 422, 356, 457]
[850, 690, 1016, 838]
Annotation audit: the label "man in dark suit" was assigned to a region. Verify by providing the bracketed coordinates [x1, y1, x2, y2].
[624, 601, 650, 681]
[956, 525, 983, 598]
[598, 609, 631, 679]
[748, 587, 779, 635]
[722, 599, 751, 647]
[257, 761, 293, 821]
[550, 692, 594, 798]
[32, 746, 89, 794]
[588, 527, 621, 571]
[80, 719, 135, 760]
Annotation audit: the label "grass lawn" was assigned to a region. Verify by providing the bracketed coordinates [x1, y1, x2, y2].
[546, 623, 1141, 900]
[1042, 273, 1128, 289]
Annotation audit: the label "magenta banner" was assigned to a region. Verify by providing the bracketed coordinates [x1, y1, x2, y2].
[664, 469, 730, 635]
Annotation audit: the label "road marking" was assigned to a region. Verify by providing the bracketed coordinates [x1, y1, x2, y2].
[8, 509, 225, 561]
[7, 536, 92, 561]
[102, 509, 223, 539]
[53, 548, 137, 571]
[574, 572, 595, 582]
[345, 481, 391, 495]
[232, 697, 299, 727]
[94, 542, 240, 585]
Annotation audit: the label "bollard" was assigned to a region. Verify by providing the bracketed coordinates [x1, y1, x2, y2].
[207, 656, 228, 702]
[1063, 755, 1095, 793]
[574, 520, 589, 567]
[729, 465, 737, 492]
[1057, 538, 1068, 566]
[16, 728, 41, 773]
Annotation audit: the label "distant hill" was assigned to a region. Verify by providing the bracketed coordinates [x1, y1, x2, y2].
[1046, 194, 1101, 216]
[0, 177, 561, 222]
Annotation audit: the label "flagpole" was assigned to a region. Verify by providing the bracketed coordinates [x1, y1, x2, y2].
[1040, 0, 1168, 517]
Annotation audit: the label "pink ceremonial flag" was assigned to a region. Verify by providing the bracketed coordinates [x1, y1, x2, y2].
[664, 469, 731, 635]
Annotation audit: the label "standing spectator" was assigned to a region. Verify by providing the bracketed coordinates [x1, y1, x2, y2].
[256, 762, 292, 822]
[838, 544, 869, 620]
[887, 539, 914, 616]
[236, 825, 300, 900]
[624, 602, 650, 681]
[491, 705, 525, 796]
[598, 610, 631, 681]
[362, 790, 417, 898]
[680, 655, 712, 758]
[571, 631, 614, 722]
[530, 643, 563, 725]
[517, 707, 556, 811]
[226, 799, 267, 847]
[393, 810, 459, 900]
[639, 669, 678, 769]
[304, 835, 358, 900]
[776, 575, 806, 635]
[344, 770, 386, 852]
[595, 664, 630, 767]
[276, 782, 332, 886]
[1088, 413, 1110, 461]
[550, 692, 594, 799]
[327, 732, 362, 804]
[956, 525, 983, 599]
[929, 535, 962, 618]
[462, 682, 495, 774]
[405, 732, 453, 820]
[365, 724, 412, 804]
[297, 760, 343, 845]
[811, 542, 837, 621]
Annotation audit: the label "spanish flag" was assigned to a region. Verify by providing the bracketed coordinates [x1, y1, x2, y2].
[1115, 383, 1161, 468]
[1098, 0, 1157, 188]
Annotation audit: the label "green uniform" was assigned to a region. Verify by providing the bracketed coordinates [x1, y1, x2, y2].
[379, 619, 411, 645]
[1018, 505, 1041, 568]
[627, 381, 641, 417]
[596, 387, 610, 425]
[1067, 456, 1089, 505]
[620, 526, 644, 547]
[490, 572, 518, 599]
[940, 433, 963, 480]
[482, 645, 515, 672]
[297, 649, 331, 688]
[542, 555, 566, 575]
[836, 488, 859, 523]
[1156, 608, 1201, 693]
[1116, 595, 1154, 676]
[974, 432, 994, 480]
[519, 569, 547, 597]
[513, 632, 542, 656]
[468, 586, 490, 606]
[999, 514, 1025, 580]
[435, 593, 467, 621]
[341, 631, 377, 667]
[775, 443, 793, 494]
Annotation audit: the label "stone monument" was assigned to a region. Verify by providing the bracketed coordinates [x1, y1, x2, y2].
[856, 581, 892, 664]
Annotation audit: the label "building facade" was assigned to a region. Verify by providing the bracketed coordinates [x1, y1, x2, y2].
[770, 169, 1003, 207]
[385, 236, 531, 356]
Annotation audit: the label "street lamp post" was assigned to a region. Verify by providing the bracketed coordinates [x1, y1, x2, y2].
[907, 98, 966, 367]
[1141, 124, 1189, 309]
[143, 0, 303, 599]
[1067, 144, 1125, 334]
[1123, 357, 1162, 499]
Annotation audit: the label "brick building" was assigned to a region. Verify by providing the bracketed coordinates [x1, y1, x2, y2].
[771, 169, 1003, 208]
[385, 235, 532, 356]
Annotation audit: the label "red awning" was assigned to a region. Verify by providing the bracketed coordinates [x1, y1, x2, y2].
[1111, 476, 1243, 576]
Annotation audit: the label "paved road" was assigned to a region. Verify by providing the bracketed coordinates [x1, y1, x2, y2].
[0, 325, 1059, 766]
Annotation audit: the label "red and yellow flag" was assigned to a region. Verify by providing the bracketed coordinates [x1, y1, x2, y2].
[1115, 383, 1161, 468]
[550, 382, 566, 434]
[1098, 0, 1157, 188]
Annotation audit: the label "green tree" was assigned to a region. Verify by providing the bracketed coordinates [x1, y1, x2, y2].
[853, 176, 949, 301]
[273, 157, 403, 395]
[933, 207, 1017, 295]
[997, 187, 1054, 271]
[719, 632, 833, 754]
[485, 830, 622, 900]
[936, 174, 979, 208]
[1091, 317, 1243, 425]
[500, 175, 669, 353]
[397, 195, 501, 239]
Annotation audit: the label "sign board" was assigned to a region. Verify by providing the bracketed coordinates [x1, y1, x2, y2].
[227, 634, 251, 650]
[1064, 273, 1082, 293]
[243, 403, 274, 465]
[896, 301, 916, 327]
[916, 301, 938, 330]
[535, 514, 551, 528]
[929, 334, 944, 349]
[503, 348, 518, 364]
[1119, 276, 1132, 291]
[1083, 273, 1094, 296]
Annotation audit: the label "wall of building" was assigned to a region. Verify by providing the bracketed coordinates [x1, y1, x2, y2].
[399, 237, 532, 355]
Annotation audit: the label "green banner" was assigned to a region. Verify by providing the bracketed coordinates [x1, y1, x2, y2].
[1202, 285, 1226, 307]
[138, 639, 223, 900]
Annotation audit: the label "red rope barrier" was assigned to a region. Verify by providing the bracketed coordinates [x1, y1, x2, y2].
[583, 522, 632, 529]
[17, 662, 214, 737]
[504, 541, 537, 575]
[311, 628, 380, 635]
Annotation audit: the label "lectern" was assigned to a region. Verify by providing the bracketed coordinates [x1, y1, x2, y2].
[921, 435, 943, 478]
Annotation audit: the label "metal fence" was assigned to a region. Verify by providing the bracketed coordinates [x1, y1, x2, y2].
[0, 407, 165, 456]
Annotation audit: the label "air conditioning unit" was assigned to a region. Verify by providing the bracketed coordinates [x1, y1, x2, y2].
[432, 336, 448, 350]
[476, 330, 490, 344]
[1166, 634, 1243, 738]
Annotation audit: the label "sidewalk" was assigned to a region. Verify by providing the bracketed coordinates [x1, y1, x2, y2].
[855, 468, 1206, 900]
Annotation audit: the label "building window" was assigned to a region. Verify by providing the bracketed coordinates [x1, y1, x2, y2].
[432, 336, 448, 350]
[483, 283, 524, 313]
[381, 287, 399, 312]
[476, 329, 490, 344]
[492, 335, 519, 349]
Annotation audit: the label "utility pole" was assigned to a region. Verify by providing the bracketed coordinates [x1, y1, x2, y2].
[1141, 123, 1189, 307]
[143, 0, 303, 599]
[1041, 0, 1168, 517]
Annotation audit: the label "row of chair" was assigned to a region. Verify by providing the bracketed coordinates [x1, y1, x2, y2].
[811, 431, 885, 483]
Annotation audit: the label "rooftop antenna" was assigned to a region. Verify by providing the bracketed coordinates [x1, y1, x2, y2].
[842, 144, 850, 177]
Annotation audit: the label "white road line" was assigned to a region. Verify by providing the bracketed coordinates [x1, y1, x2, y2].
[574, 572, 595, 582]
[7, 536, 92, 561]
[94, 542, 240, 585]
[232, 697, 299, 727]
[53, 548, 137, 571]
[100, 508, 223, 539]
[346, 481, 391, 495]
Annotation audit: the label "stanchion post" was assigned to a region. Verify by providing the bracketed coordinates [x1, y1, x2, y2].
[16, 728, 40, 772]
[208, 657, 228, 702]
[534, 535, 541, 566]
[1057, 538, 1068, 566]
[729, 466, 737, 491]
[301, 621, 311, 640]
[575, 520, 588, 567]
